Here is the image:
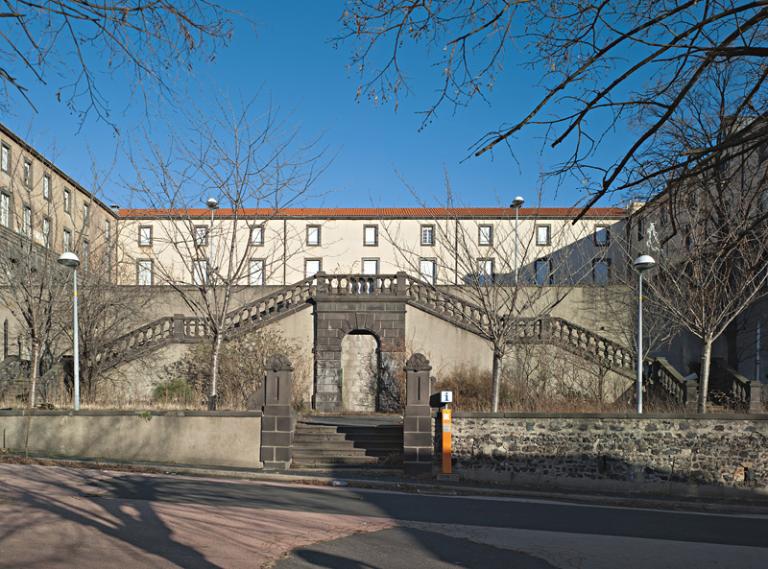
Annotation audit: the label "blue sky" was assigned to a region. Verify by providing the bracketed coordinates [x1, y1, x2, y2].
[2, 2, 624, 210]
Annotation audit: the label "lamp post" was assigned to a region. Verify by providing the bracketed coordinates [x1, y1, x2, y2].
[633, 254, 656, 414]
[510, 196, 524, 284]
[205, 197, 219, 410]
[57, 252, 81, 411]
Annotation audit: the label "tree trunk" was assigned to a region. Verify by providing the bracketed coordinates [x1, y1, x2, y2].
[697, 337, 713, 414]
[28, 339, 40, 409]
[491, 351, 503, 412]
[209, 332, 222, 410]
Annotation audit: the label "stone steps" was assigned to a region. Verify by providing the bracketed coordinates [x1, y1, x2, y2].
[291, 418, 403, 469]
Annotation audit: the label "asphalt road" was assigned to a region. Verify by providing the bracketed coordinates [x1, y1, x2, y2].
[2, 463, 767, 568]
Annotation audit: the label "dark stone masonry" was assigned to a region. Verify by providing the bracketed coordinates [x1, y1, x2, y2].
[452, 413, 768, 494]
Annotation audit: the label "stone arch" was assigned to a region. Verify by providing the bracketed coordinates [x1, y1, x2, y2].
[341, 330, 380, 412]
[313, 297, 407, 412]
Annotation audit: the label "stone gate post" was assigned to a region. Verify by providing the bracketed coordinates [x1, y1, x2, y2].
[260, 354, 295, 470]
[403, 353, 433, 476]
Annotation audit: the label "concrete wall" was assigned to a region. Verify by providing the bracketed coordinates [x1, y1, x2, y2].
[452, 413, 768, 497]
[0, 410, 263, 468]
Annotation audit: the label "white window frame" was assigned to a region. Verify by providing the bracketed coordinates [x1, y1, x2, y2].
[250, 224, 265, 246]
[534, 258, 553, 286]
[304, 258, 322, 278]
[138, 225, 153, 246]
[478, 224, 493, 246]
[82, 203, 90, 224]
[137, 259, 154, 286]
[363, 224, 378, 246]
[42, 217, 50, 248]
[478, 258, 494, 283]
[420, 225, 435, 246]
[21, 205, 31, 236]
[0, 143, 9, 173]
[0, 192, 10, 228]
[594, 225, 610, 246]
[194, 225, 208, 247]
[419, 258, 437, 285]
[592, 259, 611, 285]
[249, 258, 265, 286]
[22, 160, 32, 188]
[63, 189, 71, 213]
[192, 259, 208, 286]
[361, 258, 379, 275]
[306, 225, 321, 247]
[63, 229, 72, 252]
[536, 224, 551, 246]
[43, 174, 51, 201]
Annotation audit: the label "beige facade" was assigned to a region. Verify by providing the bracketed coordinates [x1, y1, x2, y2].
[116, 208, 626, 287]
[0, 123, 116, 267]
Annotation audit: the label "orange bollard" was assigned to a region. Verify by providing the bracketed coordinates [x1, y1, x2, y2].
[441, 407, 452, 475]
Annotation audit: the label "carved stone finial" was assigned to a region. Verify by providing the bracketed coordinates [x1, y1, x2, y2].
[267, 353, 293, 372]
[405, 353, 431, 372]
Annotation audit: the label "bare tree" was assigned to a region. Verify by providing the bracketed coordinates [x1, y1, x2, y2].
[128, 101, 325, 409]
[0, 150, 68, 407]
[1, 1, 233, 125]
[340, 1, 768, 211]
[639, 114, 768, 412]
[381, 181, 605, 411]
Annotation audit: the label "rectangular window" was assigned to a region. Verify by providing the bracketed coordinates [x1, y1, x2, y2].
[22, 160, 32, 188]
[420, 258, 437, 285]
[0, 192, 10, 228]
[594, 225, 610, 246]
[478, 224, 493, 246]
[82, 203, 90, 224]
[534, 258, 552, 286]
[63, 189, 71, 213]
[536, 225, 551, 246]
[362, 258, 379, 275]
[306, 225, 321, 246]
[42, 217, 50, 248]
[137, 260, 154, 286]
[305, 258, 321, 278]
[194, 225, 208, 246]
[364, 224, 378, 246]
[421, 225, 435, 246]
[138, 225, 153, 246]
[82, 240, 89, 271]
[192, 259, 208, 286]
[250, 224, 265, 246]
[63, 229, 72, 252]
[104, 220, 111, 242]
[21, 206, 31, 236]
[249, 259, 265, 285]
[0, 143, 9, 173]
[478, 258, 494, 284]
[636, 218, 645, 241]
[43, 174, 51, 201]
[593, 259, 611, 285]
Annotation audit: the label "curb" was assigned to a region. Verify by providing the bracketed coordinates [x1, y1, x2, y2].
[4, 453, 768, 516]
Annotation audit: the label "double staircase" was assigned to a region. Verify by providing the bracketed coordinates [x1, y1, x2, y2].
[291, 417, 404, 469]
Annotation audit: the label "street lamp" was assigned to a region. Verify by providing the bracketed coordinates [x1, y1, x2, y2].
[205, 197, 219, 410]
[633, 254, 656, 414]
[510, 196, 525, 284]
[57, 252, 81, 411]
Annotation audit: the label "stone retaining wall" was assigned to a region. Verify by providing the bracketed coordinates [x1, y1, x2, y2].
[453, 413, 768, 496]
[0, 410, 263, 469]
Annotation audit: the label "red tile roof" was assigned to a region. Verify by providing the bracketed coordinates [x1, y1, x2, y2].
[119, 207, 625, 219]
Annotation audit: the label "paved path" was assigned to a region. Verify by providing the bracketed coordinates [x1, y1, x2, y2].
[2, 463, 767, 568]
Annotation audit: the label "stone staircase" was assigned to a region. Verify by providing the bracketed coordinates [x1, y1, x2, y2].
[291, 417, 404, 469]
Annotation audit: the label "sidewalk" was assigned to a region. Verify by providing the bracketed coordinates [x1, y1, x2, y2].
[4, 452, 768, 516]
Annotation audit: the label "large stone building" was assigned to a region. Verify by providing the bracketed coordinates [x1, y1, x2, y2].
[1, 122, 763, 411]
